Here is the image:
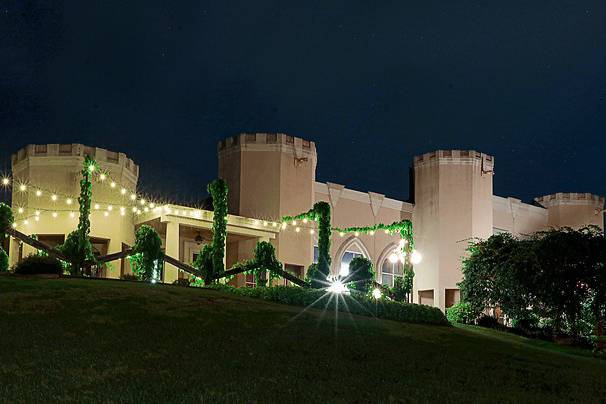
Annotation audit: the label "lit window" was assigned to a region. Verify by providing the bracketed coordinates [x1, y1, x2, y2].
[313, 245, 319, 264]
[381, 259, 403, 287]
[340, 251, 362, 277]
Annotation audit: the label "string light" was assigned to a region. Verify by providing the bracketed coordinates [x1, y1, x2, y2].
[66, 198, 72, 205]
[94, 203, 100, 210]
[34, 216, 39, 222]
[35, 210, 40, 216]
[309, 229, 315, 235]
[107, 205, 113, 211]
[69, 212, 75, 218]
[303, 218, 308, 224]
[17, 207, 24, 214]
[51, 194, 57, 201]
[52, 212, 58, 218]
[354, 232, 360, 237]
[130, 193, 136, 201]
[292, 220, 297, 226]
[295, 227, 301, 233]
[1, 178, 9, 186]
[369, 230, 375, 236]
[11, 222, 17, 228]
[19, 184, 27, 192]
[120, 188, 126, 195]
[339, 232, 345, 237]
[110, 181, 116, 188]
[88, 164, 95, 172]
[35, 190, 42, 197]
[104, 211, 109, 217]
[99, 173, 106, 181]
[263, 221, 268, 227]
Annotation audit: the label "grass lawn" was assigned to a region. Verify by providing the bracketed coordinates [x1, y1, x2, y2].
[1, 277, 605, 403]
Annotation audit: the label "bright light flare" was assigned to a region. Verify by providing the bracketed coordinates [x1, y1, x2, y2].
[372, 288, 382, 299]
[410, 250, 423, 265]
[327, 279, 348, 294]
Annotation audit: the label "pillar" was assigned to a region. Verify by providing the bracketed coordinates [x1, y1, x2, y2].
[164, 221, 180, 284]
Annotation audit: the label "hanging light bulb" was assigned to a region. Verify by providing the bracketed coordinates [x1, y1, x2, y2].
[149, 202, 155, 209]
[303, 218, 308, 224]
[35, 210, 40, 216]
[94, 203, 100, 210]
[384, 229, 390, 234]
[309, 229, 315, 235]
[1, 178, 9, 186]
[66, 198, 72, 205]
[139, 199, 146, 206]
[130, 193, 136, 201]
[339, 232, 345, 237]
[23, 219, 28, 225]
[88, 164, 95, 172]
[295, 227, 301, 233]
[51, 194, 57, 201]
[35, 190, 42, 197]
[272, 222, 277, 227]
[19, 184, 27, 192]
[144, 207, 149, 212]
[34, 216, 40, 222]
[17, 207, 24, 214]
[99, 173, 106, 181]
[263, 221, 268, 227]
[104, 211, 109, 217]
[120, 188, 126, 195]
[354, 232, 360, 237]
[52, 212, 58, 218]
[132, 207, 137, 213]
[110, 181, 116, 188]
[107, 205, 113, 211]
[69, 212, 75, 218]
[369, 230, 375, 236]
[281, 222, 287, 230]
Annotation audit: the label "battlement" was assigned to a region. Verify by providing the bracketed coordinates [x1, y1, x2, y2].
[217, 133, 316, 156]
[535, 193, 605, 208]
[413, 149, 494, 170]
[12, 144, 139, 177]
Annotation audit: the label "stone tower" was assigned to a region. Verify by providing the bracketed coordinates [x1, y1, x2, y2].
[535, 193, 604, 230]
[217, 133, 317, 270]
[9, 144, 139, 275]
[412, 150, 494, 311]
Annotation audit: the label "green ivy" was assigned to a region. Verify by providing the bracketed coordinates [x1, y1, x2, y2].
[0, 203, 13, 271]
[57, 156, 96, 275]
[193, 179, 229, 284]
[346, 256, 374, 293]
[334, 220, 414, 249]
[282, 201, 331, 288]
[130, 224, 163, 281]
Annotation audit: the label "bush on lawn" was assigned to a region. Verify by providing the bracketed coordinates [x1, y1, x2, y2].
[477, 314, 501, 329]
[0, 248, 8, 272]
[206, 284, 449, 326]
[346, 256, 374, 293]
[13, 255, 63, 275]
[446, 302, 478, 324]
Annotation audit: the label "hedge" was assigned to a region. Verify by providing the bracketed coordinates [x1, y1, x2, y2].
[205, 285, 449, 326]
[13, 255, 63, 275]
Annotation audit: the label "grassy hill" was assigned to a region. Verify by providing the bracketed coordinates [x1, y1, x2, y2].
[1, 277, 605, 403]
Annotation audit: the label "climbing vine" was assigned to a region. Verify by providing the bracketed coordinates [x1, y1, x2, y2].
[57, 156, 96, 275]
[283, 201, 331, 288]
[0, 203, 14, 272]
[193, 179, 228, 284]
[130, 224, 163, 281]
[333, 220, 414, 248]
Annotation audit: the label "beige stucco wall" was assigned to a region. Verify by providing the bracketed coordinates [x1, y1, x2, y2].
[314, 182, 413, 281]
[9, 144, 139, 276]
[218, 133, 316, 271]
[412, 150, 494, 312]
[492, 196, 548, 236]
[535, 193, 604, 230]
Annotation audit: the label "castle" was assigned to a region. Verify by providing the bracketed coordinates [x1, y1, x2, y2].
[6, 135, 604, 311]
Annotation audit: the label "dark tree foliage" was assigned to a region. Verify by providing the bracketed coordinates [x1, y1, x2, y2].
[0, 202, 13, 272]
[130, 225, 163, 281]
[346, 256, 374, 293]
[460, 227, 606, 346]
[14, 255, 63, 275]
[391, 272, 414, 303]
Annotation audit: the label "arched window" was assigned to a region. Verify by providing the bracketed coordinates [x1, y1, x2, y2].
[335, 237, 370, 277]
[380, 258, 403, 287]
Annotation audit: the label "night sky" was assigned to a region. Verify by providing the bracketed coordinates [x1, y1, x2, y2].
[2, 1, 605, 205]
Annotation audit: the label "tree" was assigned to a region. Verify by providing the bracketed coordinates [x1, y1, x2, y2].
[346, 256, 374, 293]
[130, 225, 163, 281]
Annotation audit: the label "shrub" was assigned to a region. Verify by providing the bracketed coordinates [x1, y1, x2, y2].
[0, 248, 8, 272]
[130, 225, 163, 281]
[13, 255, 63, 275]
[305, 263, 325, 288]
[205, 284, 449, 326]
[346, 256, 374, 293]
[446, 302, 478, 324]
[477, 315, 500, 329]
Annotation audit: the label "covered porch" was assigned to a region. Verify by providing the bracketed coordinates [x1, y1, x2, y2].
[134, 204, 279, 284]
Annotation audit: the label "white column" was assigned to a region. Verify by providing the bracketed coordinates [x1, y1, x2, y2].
[164, 221, 179, 284]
